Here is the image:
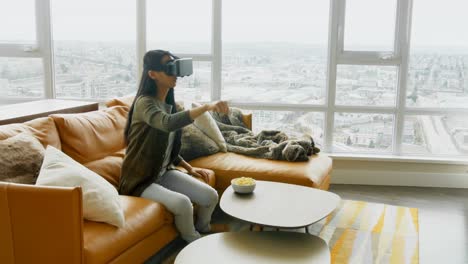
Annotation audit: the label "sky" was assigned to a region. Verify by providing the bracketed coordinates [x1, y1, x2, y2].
[1, 0, 468, 48]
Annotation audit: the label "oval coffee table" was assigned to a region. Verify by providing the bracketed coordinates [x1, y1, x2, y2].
[220, 180, 341, 229]
[175, 181, 340, 264]
[175, 231, 330, 264]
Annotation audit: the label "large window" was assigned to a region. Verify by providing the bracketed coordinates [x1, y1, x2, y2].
[328, 0, 403, 154]
[0, 0, 45, 98]
[408, 0, 468, 109]
[402, 115, 468, 156]
[0, 58, 44, 98]
[333, 113, 394, 153]
[1, 0, 467, 159]
[146, 0, 212, 103]
[403, 0, 468, 156]
[252, 111, 325, 146]
[336, 65, 398, 106]
[343, 0, 397, 52]
[222, 0, 329, 105]
[51, 0, 137, 100]
[146, 0, 212, 54]
[0, 1, 36, 43]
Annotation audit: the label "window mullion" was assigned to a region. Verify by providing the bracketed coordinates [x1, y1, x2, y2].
[405, 107, 468, 115]
[173, 54, 213, 61]
[324, 0, 342, 153]
[230, 103, 327, 112]
[337, 0, 346, 56]
[334, 106, 396, 114]
[211, 0, 221, 101]
[394, 0, 413, 155]
[36, 0, 54, 99]
[338, 52, 400, 65]
[137, 0, 146, 79]
[0, 44, 41, 58]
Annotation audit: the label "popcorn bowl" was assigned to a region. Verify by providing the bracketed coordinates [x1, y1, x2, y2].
[231, 177, 256, 194]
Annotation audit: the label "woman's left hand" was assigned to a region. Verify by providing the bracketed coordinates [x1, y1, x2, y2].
[188, 168, 210, 183]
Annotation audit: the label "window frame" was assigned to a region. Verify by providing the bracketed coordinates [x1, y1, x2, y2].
[330, 0, 468, 156]
[339, 0, 400, 59]
[325, 0, 407, 154]
[2, 0, 467, 160]
[0, 0, 54, 104]
[138, 0, 219, 103]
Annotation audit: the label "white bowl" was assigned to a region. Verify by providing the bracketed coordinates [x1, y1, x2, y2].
[231, 178, 256, 194]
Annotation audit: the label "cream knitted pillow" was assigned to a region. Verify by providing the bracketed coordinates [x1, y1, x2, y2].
[36, 146, 125, 228]
[191, 102, 227, 152]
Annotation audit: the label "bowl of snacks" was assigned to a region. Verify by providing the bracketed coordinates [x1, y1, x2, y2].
[231, 177, 256, 194]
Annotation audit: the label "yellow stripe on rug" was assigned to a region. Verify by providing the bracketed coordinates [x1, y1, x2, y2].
[309, 200, 419, 264]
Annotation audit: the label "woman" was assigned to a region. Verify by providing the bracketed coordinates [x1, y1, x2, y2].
[119, 50, 229, 243]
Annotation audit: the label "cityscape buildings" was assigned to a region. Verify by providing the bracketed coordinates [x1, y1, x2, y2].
[1, 41, 467, 156]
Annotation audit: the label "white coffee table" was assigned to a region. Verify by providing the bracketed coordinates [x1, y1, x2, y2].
[174, 231, 330, 264]
[220, 180, 341, 230]
[175, 181, 340, 264]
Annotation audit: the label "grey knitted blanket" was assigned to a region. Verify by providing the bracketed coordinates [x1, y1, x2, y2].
[210, 109, 320, 161]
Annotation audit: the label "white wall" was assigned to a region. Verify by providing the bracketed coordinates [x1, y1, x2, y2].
[331, 159, 468, 188]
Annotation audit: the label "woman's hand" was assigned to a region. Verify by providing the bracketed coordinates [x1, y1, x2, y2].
[206, 101, 229, 114]
[188, 167, 210, 183]
[189, 100, 229, 120]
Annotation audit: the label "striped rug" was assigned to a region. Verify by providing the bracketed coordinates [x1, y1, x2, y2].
[309, 200, 419, 264]
[163, 200, 419, 264]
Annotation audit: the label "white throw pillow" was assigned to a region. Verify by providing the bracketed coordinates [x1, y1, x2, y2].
[192, 102, 227, 152]
[36, 146, 125, 228]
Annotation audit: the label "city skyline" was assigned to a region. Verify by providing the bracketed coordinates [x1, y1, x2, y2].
[1, 41, 467, 156]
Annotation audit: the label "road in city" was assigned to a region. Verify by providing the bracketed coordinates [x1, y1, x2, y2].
[419, 115, 457, 155]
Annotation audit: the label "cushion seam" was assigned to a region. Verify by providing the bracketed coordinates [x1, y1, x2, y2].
[3, 184, 16, 262]
[193, 167, 321, 180]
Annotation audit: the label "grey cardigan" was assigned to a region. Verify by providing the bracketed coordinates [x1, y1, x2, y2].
[119, 96, 193, 196]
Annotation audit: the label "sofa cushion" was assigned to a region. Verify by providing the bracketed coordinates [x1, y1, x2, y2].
[83, 195, 173, 264]
[50, 106, 128, 164]
[189, 152, 332, 191]
[0, 117, 61, 149]
[106, 95, 186, 111]
[84, 149, 125, 188]
[37, 146, 125, 228]
[0, 133, 45, 184]
[180, 124, 220, 161]
[105, 95, 135, 108]
[192, 102, 227, 152]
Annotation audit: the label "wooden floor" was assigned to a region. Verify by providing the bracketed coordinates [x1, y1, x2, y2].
[160, 184, 468, 264]
[329, 184, 468, 264]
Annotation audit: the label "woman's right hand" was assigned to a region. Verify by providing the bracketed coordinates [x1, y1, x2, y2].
[189, 100, 229, 121]
[206, 101, 229, 114]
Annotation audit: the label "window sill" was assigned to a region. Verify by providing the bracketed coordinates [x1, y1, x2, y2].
[324, 152, 468, 165]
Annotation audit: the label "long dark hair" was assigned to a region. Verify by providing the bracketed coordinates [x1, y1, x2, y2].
[124, 50, 177, 144]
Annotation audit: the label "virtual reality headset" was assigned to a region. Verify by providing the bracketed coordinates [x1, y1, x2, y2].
[164, 58, 193, 77]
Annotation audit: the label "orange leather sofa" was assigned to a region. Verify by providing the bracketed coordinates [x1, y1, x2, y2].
[0, 98, 331, 264]
[107, 96, 332, 194]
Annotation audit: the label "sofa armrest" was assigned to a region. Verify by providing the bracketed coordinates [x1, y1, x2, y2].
[0, 182, 84, 264]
